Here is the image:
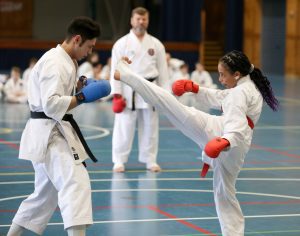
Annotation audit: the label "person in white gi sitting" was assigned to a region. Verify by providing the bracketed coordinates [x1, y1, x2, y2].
[3, 66, 27, 103]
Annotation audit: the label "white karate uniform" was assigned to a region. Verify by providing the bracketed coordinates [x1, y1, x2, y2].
[12, 45, 92, 235]
[116, 60, 263, 236]
[3, 77, 27, 103]
[110, 30, 169, 167]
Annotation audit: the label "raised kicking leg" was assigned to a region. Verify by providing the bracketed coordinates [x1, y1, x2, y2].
[114, 60, 212, 148]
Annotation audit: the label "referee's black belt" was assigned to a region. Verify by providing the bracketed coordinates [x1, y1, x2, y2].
[131, 77, 157, 111]
[145, 77, 157, 82]
[30, 111, 98, 163]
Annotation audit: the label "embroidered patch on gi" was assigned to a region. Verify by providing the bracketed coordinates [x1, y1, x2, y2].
[72, 147, 79, 160]
[148, 48, 155, 56]
[73, 153, 79, 160]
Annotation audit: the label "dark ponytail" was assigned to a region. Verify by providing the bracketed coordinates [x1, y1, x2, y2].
[219, 50, 279, 111]
[249, 68, 279, 111]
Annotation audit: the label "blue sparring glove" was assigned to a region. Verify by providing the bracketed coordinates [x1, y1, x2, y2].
[85, 78, 98, 86]
[75, 80, 111, 104]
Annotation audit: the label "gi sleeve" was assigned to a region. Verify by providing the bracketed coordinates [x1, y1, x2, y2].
[110, 44, 123, 95]
[196, 87, 230, 110]
[221, 88, 249, 148]
[155, 42, 170, 91]
[39, 60, 72, 121]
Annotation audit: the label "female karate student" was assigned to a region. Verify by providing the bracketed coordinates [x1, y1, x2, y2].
[113, 50, 279, 236]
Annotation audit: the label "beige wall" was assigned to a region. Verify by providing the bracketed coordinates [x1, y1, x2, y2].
[244, 0, 300, 78]
[285, 0, 300, 78]
[243, 0, 262, 68]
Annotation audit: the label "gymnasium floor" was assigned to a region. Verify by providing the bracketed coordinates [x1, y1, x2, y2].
[0, 75, 300, 235]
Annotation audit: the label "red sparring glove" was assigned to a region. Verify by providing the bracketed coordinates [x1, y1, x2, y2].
[204, 137, 230, 158]
[172, 79, 199, 96]
[112, 94, 126, 113]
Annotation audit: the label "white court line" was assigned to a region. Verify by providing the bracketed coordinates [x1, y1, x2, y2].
[3, 125, 298, 143]
[1, 124, 300, 144]
[158, 126, 300, 131]
[0, 124, 110, 143]
[1, 188, 300, 202]
[80, 124, 110, 140]
[1, 177, 300, 185]
[1, 213, 300, 227]
[1, 166, 300, 176]
[1, 188, 300, 227]
[0, 195, 29, 202]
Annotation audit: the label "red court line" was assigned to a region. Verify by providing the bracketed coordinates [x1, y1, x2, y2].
[0, 165, 32, 169]
[147, 205, 217, 236]
[0, 209, 17, 213]
[252, 144, 300, 159]
[0, 139, 19, 150]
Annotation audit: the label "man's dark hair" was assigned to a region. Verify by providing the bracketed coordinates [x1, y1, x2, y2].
[66, 16, 101, 45]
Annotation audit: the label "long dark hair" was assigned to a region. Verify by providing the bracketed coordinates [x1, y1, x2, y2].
[219, 50, 279, 111]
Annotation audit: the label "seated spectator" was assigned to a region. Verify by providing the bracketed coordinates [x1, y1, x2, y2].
[191, 62, 217, 89]
[190, 62, 217, 112]
[96, 57, 113, 101]
[93, 62, 103, 80]
[0, 73, 8, 101]
[166, 52, 184, 86]
[3, 66, 27, 103]
[0, 82, 3, 100]
[77, 51, 99, 79]
[99, 57, 111, 80]
[171, 63, 192, 106]
[166, 52, 184, 72]
[23, 57, 37, 86]
[172, 63, 190, 81]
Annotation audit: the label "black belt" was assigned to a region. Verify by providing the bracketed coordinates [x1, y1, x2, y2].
[132, 77, 156, 111]
[30, 111, 98, 163]
[146, 77, 156, 82]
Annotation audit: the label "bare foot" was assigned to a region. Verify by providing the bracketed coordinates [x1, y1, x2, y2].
[114, 70, 120, 80]
[113, 163, 125, 173]
[114, 58, 132, 81]
[148, 164, 162, 172]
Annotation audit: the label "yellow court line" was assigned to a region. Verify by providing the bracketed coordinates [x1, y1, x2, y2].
[241, 166, 300, 171]
[0, 128, 13, 134]
[1, 166, 300, 176]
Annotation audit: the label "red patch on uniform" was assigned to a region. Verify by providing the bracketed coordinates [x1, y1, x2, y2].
[148, 48, 155, 56]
